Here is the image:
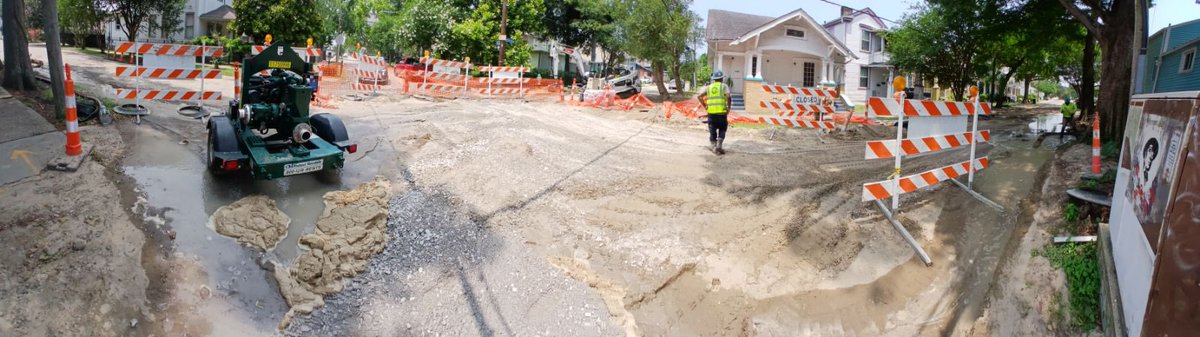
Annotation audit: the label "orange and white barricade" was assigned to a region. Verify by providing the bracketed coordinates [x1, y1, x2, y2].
[759, 116, 836, 129]
[353, 54, 388, 94]
[861, 82, 998, 266]
[419, 55, 471, 97]
[756, 85, 840, 140]
[477, 66, 529, 98]
[110, 41, 224, 121]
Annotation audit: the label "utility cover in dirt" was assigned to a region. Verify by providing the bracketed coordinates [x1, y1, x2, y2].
[275, 177, 392, 329]
[209, 195, 290, 250]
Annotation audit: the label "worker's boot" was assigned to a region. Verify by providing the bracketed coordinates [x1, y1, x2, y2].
[710, 140, 719, 154]
[716, 138, 725, 155]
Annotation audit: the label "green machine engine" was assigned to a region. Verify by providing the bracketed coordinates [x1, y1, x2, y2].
[206, 43, 355, 179]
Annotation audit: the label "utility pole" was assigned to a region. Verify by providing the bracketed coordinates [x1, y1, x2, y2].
[498, 0, 508, 65]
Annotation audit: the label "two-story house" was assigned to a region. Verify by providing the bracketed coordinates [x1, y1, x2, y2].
[104, 0, 235, 43]
[823, 7, 892, 103]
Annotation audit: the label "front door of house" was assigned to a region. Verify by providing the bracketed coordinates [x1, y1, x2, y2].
[728, 55, 745, 92]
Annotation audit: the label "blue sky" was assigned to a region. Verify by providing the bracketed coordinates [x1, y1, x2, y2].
[689, 0, 1200, 52]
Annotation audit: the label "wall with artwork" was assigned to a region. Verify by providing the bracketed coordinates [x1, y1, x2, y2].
[1109, 91, 1200, 336]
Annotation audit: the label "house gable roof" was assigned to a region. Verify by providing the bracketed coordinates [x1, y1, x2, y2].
[706, 9, 775, 41]
[822, 8, 888, 30]
[200, 5, 235, 21]
[727, 8, 856, 59]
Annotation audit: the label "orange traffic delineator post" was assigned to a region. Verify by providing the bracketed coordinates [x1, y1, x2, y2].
[234, 64, 241, 101]
[1092, 113, 1101, 174]
[64, 64, 82, 156]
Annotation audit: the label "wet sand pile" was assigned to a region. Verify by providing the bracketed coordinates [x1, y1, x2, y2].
[209, 195, 290, 250]
[274, 177, 392, 329]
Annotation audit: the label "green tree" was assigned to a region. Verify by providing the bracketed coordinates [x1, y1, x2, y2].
[618, 0, 696, 98]
[886, 4, 982, 100]
[58, 0, 105, 50]
[543, 0, 621, 67]
[233, 0, 329, 46]
[395, 0, 457, 56]
[444, 0, 544, 66]
[1033, 80, 1059, 97]
[99, 0, 184, 42]
[1056, 0, 1136, 140]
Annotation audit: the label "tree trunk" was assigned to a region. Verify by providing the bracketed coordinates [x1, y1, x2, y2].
[1097, 9, 1135, 141]
[43, 0, 65, 120]
[651, 61, 668, 101]
[671, 61, 683, 94]
[1080, 30, 1096, 115]
[2, 0, 37, 91]
[1023, 76, 1031, 103]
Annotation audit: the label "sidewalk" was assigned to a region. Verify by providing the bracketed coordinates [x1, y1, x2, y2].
[0, 87, 62, 185]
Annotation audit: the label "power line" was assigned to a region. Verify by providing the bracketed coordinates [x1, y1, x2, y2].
[815, 0, 905, 26]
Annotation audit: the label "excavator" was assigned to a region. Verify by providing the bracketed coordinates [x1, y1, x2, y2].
[552, 44, 641, 99]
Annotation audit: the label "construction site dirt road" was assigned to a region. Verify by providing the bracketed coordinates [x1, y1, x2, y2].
[0, 46, 1067, 337]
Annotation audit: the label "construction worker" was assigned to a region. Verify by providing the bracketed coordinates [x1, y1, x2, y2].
[698, 70, 731, 155]
[1061, 96, 1078, 133]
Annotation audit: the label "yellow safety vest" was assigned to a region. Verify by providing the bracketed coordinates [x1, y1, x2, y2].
[706, 83, 727, 114]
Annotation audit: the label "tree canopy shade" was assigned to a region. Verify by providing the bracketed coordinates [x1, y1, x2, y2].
[58, 0, 106, 45]
[885, 0, 1081, 102]
[618, 0, 698, 97]
[233, 0, 329, 46]
[1056, 0, 1136, 140]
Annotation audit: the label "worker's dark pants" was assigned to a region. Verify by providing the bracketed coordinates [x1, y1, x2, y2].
[708, 113, 728, 142]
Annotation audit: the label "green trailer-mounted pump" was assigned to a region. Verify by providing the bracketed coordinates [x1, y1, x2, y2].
[206, 43, 355, 179]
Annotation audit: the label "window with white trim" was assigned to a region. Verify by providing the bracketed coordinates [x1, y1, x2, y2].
[1182, 48, 1196, 73]
[803, 62, 815, 87]
[184, 13, 195, 39]
[861, 30, 873, 51]
[751, 56, 758, 78]
[785, 28, 806, 39]
[859, 67, 869, 88]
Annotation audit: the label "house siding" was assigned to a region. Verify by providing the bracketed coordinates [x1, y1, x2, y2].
[1142, 19, 1200, 93]
[1154, 41, 1200, 93]
[829, 14, 886, 104]
[1165, 22, 1200, 50]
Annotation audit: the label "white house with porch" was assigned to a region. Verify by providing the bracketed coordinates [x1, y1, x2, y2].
[103, 0, 236, 44]
[706, 7, 894, 113]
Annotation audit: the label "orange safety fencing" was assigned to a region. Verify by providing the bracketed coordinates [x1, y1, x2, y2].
[660, 101, 758, 124]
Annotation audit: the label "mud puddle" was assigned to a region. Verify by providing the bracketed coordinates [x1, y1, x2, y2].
[119, 119, 394, 333]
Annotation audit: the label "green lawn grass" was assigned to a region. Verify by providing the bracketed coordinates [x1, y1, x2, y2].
[196, 64, 237, 77]
[74, 47, 106, 58]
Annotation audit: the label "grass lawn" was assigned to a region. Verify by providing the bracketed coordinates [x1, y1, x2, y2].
[73, 47, 107, 58]
[197, 64, 237, 77]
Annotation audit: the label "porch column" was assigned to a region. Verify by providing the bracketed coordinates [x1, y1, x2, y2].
[744, 54, 754, 79]
[822, 57, 831, 83]
[887, 67, 895, 96]
[754, 53, 764, 79]
[715, 53, 724, 71]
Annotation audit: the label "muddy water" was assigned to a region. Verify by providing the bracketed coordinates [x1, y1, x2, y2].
[121, 119, 395, 333]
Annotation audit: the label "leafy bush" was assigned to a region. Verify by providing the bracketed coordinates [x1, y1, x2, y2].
[1100, 141, 1119, 159]
[1078, 179, 1099, 191]
[1063, 202, 1080, 223]
[1038, 243, 1100, 331]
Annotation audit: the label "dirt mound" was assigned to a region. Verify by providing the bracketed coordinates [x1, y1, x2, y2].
[274, 177, 392, 329]
[208, 195, 290, 250]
